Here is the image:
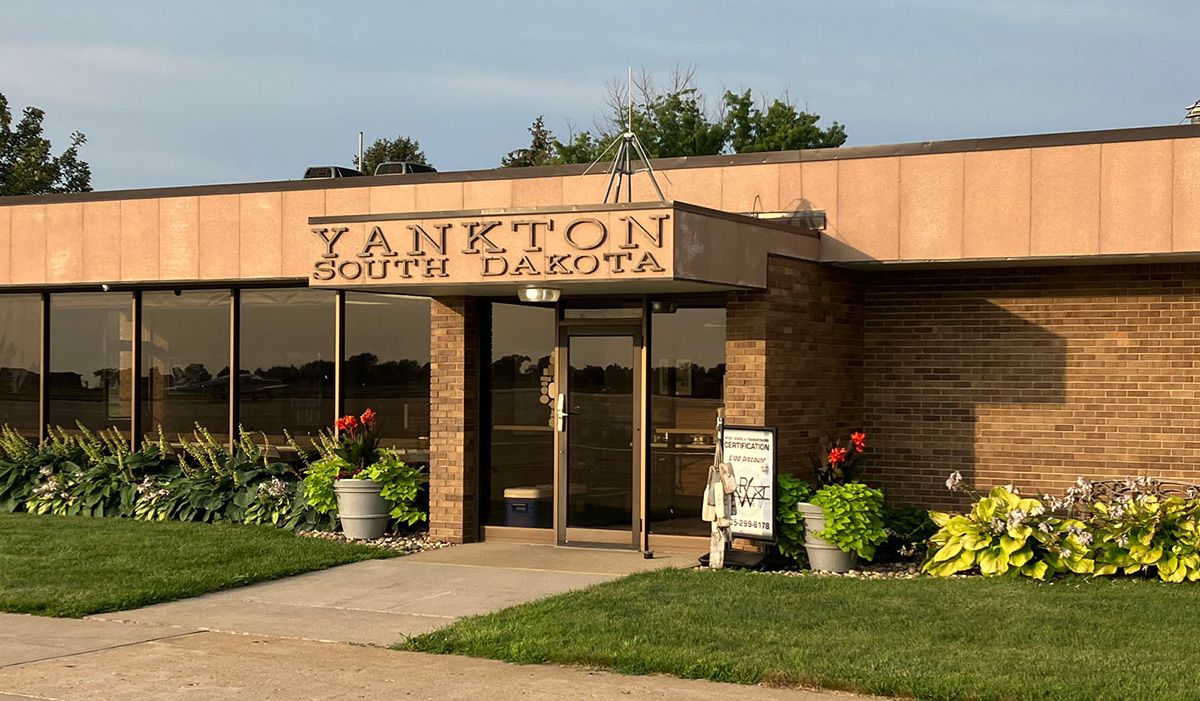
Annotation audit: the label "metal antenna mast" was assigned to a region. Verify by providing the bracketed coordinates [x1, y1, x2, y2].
[582, 67, 666, 203]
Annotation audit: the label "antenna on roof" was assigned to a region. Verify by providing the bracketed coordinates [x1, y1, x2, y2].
[582, 67, 667, 204]
[1187, 100, 1200, 125]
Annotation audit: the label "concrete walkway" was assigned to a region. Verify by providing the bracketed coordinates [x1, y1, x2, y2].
[0, 543, 880, 699]
[87, 542, 693, 644]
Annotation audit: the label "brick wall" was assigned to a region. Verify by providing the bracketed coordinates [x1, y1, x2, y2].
[726, 256, 864, 476]
[865, 263, 1200, 508]
[428, 297, 480, 543]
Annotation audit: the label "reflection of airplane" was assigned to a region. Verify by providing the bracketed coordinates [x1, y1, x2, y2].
[165, 369, 287, 400]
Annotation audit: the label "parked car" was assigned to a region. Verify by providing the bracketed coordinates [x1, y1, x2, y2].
[373, 161, 437, 176]
[303, 166, 363, 179]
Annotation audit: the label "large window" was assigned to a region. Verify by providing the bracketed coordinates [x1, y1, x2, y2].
[343, 292, 430, 451]
[0, 295, 42, 436]
[486, 303, 556, 527]
[141, 291, 230, 441]
[649, 306, 725, 536]
[48, 293, 132, 434]
[239, 289, 335, 442]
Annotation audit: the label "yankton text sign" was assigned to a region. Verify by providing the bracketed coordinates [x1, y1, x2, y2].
[309, 206, 674, 286]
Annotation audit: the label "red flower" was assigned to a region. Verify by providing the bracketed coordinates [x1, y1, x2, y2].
[828, 446, 848, 465]
[360, 408, 377, 427]
[850, 432, 866, 453]
[335, 414, 359, 433]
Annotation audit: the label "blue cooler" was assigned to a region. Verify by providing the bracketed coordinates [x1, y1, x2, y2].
[503, 485, 552, 528]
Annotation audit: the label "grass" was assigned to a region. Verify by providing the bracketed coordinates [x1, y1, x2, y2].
[0, 513, 397, 617]
[405, 568, 1200, 701]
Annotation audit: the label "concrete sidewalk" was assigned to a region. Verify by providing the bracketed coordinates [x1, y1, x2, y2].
[86, 543, 693, 644]
[0, 623, 874, 701]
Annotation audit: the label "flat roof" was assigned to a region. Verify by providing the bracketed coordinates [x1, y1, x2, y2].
[4, 123, 1199, 207]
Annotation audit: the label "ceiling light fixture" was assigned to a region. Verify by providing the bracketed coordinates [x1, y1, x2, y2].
[516, 287, 561, 304]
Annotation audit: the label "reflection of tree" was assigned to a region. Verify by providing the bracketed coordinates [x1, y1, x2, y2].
[491, 354, 551, 388]
[176, 362, 212, 385]
[250, 359, 336, 385]
[572, 363, 634, 391]
[343, 352, 430, 389]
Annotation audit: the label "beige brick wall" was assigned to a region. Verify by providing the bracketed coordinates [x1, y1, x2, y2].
[865, 263, 1200, 508]
[428, 297, 480, 543]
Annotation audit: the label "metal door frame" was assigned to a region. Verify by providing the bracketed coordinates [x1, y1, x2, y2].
[554, 320, 644, 549]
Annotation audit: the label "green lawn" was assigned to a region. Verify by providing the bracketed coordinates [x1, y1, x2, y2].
[0, 513, 396, 617]
[405, 568, 1200, 701]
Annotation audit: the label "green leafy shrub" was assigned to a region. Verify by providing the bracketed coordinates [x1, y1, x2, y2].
[775, 473, 813, 563]
[810, 482, 887, 560]
[875, 505, 937, 563]
[365, 452, 427, 526]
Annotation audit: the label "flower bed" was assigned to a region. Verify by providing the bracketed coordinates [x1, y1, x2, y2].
[0, 414, 428, 536]
[925, 472, 1200, 582]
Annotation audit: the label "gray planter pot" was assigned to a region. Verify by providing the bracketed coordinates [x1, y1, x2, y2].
[334, 478, 389, 540]
[797, 502, 858, 573]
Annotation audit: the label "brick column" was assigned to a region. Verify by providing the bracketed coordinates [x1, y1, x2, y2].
[428, 297, 480, 543]
[724, 257, 864, 475]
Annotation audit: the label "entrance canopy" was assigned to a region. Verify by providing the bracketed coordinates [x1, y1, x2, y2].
[307, 201, 819, 296]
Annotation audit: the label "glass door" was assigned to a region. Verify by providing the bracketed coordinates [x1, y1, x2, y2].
[556, 326, 641, 548]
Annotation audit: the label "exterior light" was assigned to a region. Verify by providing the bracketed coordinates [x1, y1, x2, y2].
[650, 301, 678, 314]
[517, 287, 561, 304]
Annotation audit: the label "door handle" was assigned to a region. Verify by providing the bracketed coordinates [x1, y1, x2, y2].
[556, 393, 569, 431]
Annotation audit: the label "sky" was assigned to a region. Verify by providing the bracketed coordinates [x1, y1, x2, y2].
[2, 1, 1198, 192]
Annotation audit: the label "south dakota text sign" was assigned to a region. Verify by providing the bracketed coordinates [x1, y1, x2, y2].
[308, 207, 673, 285]
[722, 425, 777, 542]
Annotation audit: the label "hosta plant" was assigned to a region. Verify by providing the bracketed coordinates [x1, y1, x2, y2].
[924, 484, 1092, 579]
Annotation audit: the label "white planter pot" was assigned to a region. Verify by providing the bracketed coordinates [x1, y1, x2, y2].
[797, 501, 858, 573]
[334, 478, 389, 540]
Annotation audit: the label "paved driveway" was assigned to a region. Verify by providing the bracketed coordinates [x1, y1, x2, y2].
[88, 542, 693, 645]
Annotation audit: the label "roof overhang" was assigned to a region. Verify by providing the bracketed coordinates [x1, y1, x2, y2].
[306, 201, 818, 297]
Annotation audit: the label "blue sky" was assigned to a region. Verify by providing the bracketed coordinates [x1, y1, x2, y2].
[2, 1, 1197, 191]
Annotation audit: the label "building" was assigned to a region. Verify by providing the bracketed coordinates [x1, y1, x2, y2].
[2, 123, 1199, 551]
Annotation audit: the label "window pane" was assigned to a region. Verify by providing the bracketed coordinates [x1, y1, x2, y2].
[48, 293, 132, 434]
[0, 295, 41, 436]
[487, 303, 555, 527]
[649, 307, 725, 536]
[141, 291, 230, 441]
[239, 289, 334, 443]
[343, 292, 430, 452]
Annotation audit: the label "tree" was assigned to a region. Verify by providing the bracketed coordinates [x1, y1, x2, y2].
[354, 135, 430, 176]
[0, 92, 92, 196]
[501, 67, 847, 166]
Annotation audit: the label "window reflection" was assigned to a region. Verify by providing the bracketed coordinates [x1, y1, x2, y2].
[343, 292, 430, 452]
[239, 289, 334, 443]
[48, 293, 132, 434]
[649, 307, 725, 536]
[0, 295, 41, 436]
[487, 303, 555, 527]
[141, 291, 230, 441]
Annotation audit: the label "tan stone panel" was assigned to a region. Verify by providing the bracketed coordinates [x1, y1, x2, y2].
[1100, 140, 1172, 254]
[325, 187, 368, 217]
[463, 180, 513, 210]
[899, 153, 964, 260]
[46, 203, 84, 283]
[1031, 144, 1101, 256]
[239, 192, 282, 279]
[82, 200, 121, 282]
[721, 164, 779, 213]
[369, 185, 417, 213]
[511, 177, 564, 207]
[660, 167, 721, 208]
[198, 195, 239, 279]
[158, 197, 199, 280]
[0, 207, 11, 284]
[1175, 139, 1200, 252]
[415, 182, 464, 211]
[964, 149, 1031, 258]
[799, 160, 846, 262]
[561, 173, 609, 205]
[119, 199, 159, 282]
[10, 205, 46, 284]
[837, 156, 900, 261]
[777, 163, 803, 211]
[282, 189, 326, 278]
